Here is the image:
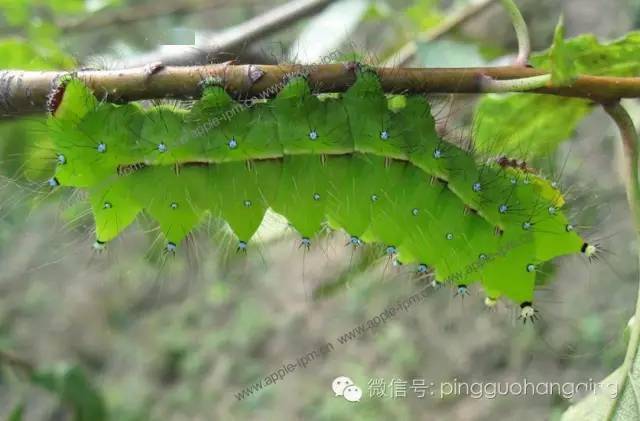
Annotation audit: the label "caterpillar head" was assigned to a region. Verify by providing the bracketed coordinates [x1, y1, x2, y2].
[47, 77, 98, 122]
[47, 73, 75, 115]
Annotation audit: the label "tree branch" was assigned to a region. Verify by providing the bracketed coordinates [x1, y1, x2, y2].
[2, 64, 640, 117]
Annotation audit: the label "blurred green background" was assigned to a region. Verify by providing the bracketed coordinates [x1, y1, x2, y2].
[1, 0, 639, 419]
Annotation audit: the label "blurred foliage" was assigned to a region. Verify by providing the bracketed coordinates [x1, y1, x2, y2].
[31, 364, 107, 421]
[404, 0, 442, 30]
[0, 11, 76, 181]
[0, 0, 77, 27]
[8, 403, 24, 421]
[0, 0, 111, 28]
[0, 36, 74, 69]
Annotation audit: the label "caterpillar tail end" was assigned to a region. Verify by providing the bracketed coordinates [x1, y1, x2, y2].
[581, 242, 599, 262]
[518, 302, 539, 324]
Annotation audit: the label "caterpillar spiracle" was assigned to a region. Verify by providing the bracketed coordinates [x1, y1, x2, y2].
[44, 69, 596, 321]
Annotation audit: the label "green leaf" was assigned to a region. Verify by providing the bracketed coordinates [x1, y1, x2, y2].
[561, 368, 622, 420]
[474, 94, 592, 157]
[532, 31, 640, 77]
[31, 364, 107, 421]
[475, 30, 640, 158]
[562, 311, 640, 420]
[549, 15, 577, 86]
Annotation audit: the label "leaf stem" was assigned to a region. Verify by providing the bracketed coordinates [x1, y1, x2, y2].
[499, 0, 531, 66]
[480, 73, 551, 92]
[603, 102, 640, 419]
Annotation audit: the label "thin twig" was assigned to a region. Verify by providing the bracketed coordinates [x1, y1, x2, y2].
[120, 0, 336, 68]
[499, 0, 531, 66]
[383, 0, 500, 67]
[59, 0, 256, 33]
[1, 64, 639, 117]
[603, 102, 640, 420]
[0, 349, 35, 376]
[0, 0, 262, 39]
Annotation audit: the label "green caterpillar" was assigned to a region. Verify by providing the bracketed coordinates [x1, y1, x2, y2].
[44, 70, 596, 320]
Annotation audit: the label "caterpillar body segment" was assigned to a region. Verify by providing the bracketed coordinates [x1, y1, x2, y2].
[84, 157, 546, 304]
[89, 173, 144, 243]
[272, 78, 353, 157]
[215, 161, 281, 245]
[270, 156, 329, 240]
[45, 72, 593, 309]
[49, 101, 144, 187]
[139, 105, 192, 165]
[133, 165, 205, 246]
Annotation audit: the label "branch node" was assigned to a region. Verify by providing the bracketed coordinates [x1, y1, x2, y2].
[248, 65, 265, 85]
[143, 61, 165, 80]
[344, 61, 359, 74]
